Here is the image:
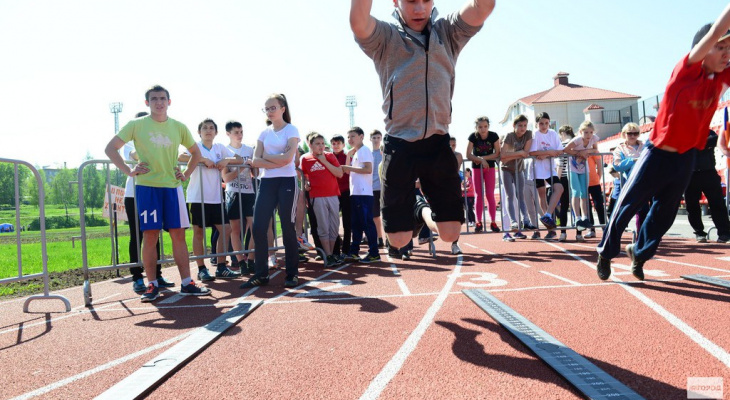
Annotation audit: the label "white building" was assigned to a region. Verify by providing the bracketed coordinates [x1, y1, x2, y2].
[499, 72, 640, 140]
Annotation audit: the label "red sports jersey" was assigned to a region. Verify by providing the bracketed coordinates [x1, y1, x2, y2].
[650, 54, 730, 153]
[301, 152, 341, 198]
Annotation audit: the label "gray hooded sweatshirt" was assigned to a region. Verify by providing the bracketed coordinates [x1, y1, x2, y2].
[356, 9, 482, 142]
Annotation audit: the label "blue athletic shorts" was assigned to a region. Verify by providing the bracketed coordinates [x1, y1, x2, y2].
[134, 185, 190, 231]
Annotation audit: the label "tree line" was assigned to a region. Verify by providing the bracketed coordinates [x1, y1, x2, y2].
[0, 160, 126, 217]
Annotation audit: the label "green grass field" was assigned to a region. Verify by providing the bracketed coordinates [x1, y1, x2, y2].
[0, 212, 284, 280]
[0, 204, 101, 229]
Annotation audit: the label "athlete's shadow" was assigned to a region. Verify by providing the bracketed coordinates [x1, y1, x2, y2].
[436, 317, 685, 399]
[135, 299, 235, 331]
[631, 280, 730, 303]
[314, 296, 398, 314]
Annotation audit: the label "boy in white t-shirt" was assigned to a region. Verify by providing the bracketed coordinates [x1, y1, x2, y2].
[528, 112, 564, 238]
[180, 118, 241, 281]
[341, 127, 380, 263]
[221, 120, 257, 274]
[563, 121, 599, 233]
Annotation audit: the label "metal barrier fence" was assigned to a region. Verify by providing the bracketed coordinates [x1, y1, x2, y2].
[462, 152, 613, 237]
[0, 158, 71, 312]
[76, 160, 324, 306]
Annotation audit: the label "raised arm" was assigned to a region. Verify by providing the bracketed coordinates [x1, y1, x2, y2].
[689, 3, 730, 64]
[459, 0, 496, 27]
[350, 0, 377, 39]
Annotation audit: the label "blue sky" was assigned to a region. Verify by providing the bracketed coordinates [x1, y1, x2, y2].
[0, 0, 727, 167]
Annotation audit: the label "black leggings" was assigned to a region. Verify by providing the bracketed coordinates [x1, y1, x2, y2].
[252, 177, 298, 278]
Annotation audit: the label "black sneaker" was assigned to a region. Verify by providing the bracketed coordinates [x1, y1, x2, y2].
[180, 280, 211, 296]
[522, 222, 538, 230]
[197, 267, 215, 282]
[625, 244, 645, 281]
[718, 235, 730, 243]
[239, 276, 270, 289]
[246, 259, 256, 274]
[596, 255, 611, 280]
[401, 251, 411, 261]
[387, 245, 400, 257]
[157, 276, 175, 288]
[343, 254, 359, 263]
[216, 264, 242, 279]
[140, 283, 160, 302]
[696, 233, 708, 243]
[359, 254, 381, 264]
[284, 275, 299, 288]
[544, 231, 558, 241]
[378, 238, 385, 248]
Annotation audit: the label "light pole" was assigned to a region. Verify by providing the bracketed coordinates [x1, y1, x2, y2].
[109, 102, 123, 134]
[345, 95, 357, 128]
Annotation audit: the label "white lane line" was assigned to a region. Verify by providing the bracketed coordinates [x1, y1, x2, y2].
[718, 257, 730, 262]
[359, 256, 463, 400]
[654, 258, 730, 274]
[390, 264, 401, 276]
[97, 277, 694, 309]
[539, 271, 581, 286]
[545, 242, 730, 369]
[396, 279, 411, 295]
[0, 294, 121, 336]
[9, 331, 193, 400]
[158, 293, 184, 305]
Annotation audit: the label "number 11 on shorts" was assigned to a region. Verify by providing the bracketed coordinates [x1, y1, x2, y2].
[140, 209, 158, 224]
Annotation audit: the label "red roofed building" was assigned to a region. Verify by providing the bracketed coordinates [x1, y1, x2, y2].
[499, 72, 641, 139]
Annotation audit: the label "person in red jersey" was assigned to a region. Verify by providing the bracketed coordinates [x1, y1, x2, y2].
[596, 5, 730, 281]
[301, 132, 344, 266]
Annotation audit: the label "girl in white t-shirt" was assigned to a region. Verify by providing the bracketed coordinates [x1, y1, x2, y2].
[563, 121, 599, 232]
[241, 94, 301, 289]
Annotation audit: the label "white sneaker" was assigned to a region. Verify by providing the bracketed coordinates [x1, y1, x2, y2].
[451, 243, 462, 255]
[418, 237, 430, 245]
[584, 230, 596, 239]
[468, 222, 475, 227]
[510, 221, 519, 231]
[268, 255, 277, 269]
[576, 234, 585, 242]
[558, 233, 567, 242]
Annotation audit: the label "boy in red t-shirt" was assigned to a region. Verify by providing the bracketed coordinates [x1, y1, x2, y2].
[597, 5, 730, 281]
[301, 132, 344, 266]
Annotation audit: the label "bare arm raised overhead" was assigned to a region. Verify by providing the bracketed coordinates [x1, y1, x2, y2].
[350, 0, 377, 40]
[459, 0, 496, 27]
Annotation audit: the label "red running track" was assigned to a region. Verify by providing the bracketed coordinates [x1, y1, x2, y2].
[1, 232, 729, 399]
